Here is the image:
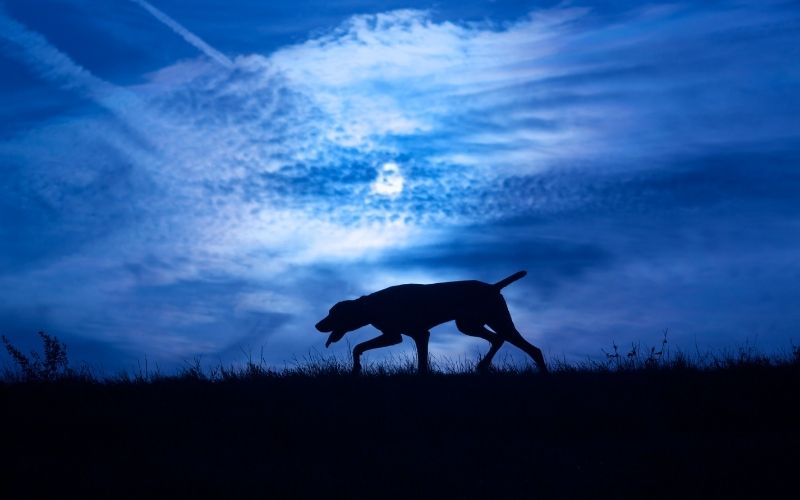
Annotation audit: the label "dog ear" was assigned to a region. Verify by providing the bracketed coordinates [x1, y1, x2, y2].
[330, 299, 361, 317]
[333, 297, 368, 322]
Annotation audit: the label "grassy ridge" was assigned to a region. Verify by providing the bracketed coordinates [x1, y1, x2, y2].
[1, 338, 799, 498]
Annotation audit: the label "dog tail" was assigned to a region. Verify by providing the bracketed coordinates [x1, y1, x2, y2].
[494, 270, 527, 290]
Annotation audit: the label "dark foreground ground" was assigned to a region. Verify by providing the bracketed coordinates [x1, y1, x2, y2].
[2, 359, 799, 499]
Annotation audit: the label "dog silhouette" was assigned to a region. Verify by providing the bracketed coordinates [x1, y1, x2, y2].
[315, 271, 547, 373]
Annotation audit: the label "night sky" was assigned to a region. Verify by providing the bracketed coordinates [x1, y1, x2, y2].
[1, 0, 799, 371]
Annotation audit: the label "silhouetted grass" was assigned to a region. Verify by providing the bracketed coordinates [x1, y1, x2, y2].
[1, 332, 799, 498]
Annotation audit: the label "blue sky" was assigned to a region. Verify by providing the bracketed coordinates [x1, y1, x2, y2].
[1, 0, 799, 371]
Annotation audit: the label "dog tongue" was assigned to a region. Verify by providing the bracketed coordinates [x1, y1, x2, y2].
[325, 331, 345, 348]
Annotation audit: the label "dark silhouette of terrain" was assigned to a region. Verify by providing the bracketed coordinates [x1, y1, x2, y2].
[316, 270, 547, 373]
[2, 335, 799, 499]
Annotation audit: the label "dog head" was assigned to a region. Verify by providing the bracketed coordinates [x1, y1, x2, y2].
[315, 298, 369, 347]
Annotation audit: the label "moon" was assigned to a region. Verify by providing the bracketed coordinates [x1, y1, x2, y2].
[371, 162, 404, 196]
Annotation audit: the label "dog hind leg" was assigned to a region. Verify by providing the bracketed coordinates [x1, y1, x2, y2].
[455, 319, 504, 372]
[504, 332, 547, 373]
[486, 299, 548, 373]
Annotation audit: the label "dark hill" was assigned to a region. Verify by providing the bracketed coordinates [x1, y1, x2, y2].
[2, 357, 798, 499]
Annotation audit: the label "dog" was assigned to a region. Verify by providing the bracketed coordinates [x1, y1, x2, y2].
[315, 271, 547, 374]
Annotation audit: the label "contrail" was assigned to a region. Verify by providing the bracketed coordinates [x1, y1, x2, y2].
[0, 6, 168, 171]
[0, 6, 139, 118]
[130, 0, 234, 69]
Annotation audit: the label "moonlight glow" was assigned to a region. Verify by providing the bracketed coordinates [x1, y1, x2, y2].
[371, 162, 405, 197]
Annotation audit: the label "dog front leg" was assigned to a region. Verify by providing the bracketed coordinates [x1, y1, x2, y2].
[407, 330, 431, 374]
[352, 332, 402, 374]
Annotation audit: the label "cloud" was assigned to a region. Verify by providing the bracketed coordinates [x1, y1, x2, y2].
[266, 8, 588, 170]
